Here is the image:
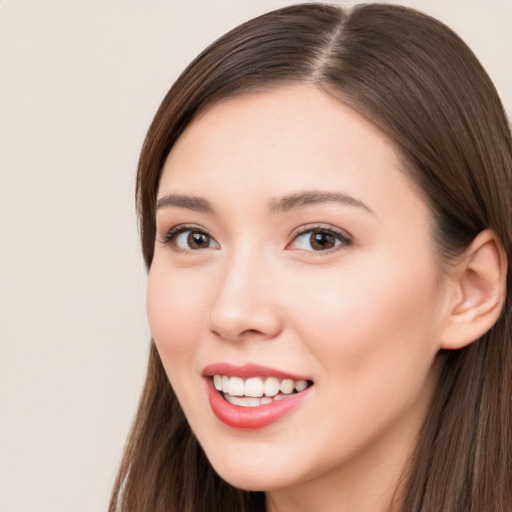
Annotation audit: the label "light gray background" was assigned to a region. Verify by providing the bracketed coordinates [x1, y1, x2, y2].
[1, 1, 510, 511]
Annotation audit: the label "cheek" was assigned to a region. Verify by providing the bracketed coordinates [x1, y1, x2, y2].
[146, 264, 208, 368]
[283, 259, 442, 376]
[282, 262, 443, 453]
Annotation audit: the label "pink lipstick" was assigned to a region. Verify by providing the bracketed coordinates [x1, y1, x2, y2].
[203, 363, 313, 429]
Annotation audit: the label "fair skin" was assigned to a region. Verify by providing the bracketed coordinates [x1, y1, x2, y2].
[147, 85, 485, 512]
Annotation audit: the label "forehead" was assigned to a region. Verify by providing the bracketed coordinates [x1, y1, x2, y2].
[160, 85, 426, 222]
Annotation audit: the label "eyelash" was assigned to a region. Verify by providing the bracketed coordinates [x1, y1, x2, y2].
[286, 225, 352, 253]
[158, 224, 352, 253]
[159, 224, 218, 250]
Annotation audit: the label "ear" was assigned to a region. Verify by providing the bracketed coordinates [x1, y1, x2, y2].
[441, 230, 507, 350]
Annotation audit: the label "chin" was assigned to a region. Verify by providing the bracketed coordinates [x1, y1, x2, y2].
[206, 451, 298, 492]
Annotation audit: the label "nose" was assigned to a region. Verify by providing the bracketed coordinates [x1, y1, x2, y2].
[207, 249, 283, 343]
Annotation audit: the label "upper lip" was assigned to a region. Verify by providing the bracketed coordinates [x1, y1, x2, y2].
[202, 362, 312, 382]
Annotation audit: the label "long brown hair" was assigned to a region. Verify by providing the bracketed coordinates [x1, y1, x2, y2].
[110, 4, 512, 511]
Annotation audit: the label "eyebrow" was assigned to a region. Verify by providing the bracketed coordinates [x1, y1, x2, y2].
[156, 194, 214, 213]
[269, 191, 373, 214]
[156, 190, 373, 215]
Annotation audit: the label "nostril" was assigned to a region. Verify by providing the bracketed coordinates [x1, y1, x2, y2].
[206, 272, 283, 341]
[241, 328, 265, 337]
[208, 313, 282, 342]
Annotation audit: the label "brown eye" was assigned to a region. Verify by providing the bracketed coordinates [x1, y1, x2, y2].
[289, 227, 351, 252]
[187, 232, 210, 249]
[172, 229, 220, 250]
[309, 231, 337, 250]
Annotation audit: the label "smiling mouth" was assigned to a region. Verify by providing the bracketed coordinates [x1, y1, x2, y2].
[213, 375, 314, 407]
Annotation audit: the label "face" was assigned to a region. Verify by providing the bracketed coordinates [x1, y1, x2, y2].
[148, 86, 448, 503]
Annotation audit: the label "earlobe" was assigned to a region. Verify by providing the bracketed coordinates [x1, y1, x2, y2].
[441, 230, 507, 350]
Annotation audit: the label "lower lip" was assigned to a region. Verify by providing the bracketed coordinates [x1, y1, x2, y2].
[205, 378, 312, 429]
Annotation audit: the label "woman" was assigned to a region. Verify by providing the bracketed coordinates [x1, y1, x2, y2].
[110, 3, 512, 511]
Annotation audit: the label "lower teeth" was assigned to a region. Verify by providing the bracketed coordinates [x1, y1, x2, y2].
[223, 392, 295, 407]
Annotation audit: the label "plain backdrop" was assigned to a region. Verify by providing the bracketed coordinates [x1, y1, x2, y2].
[0, 1, 510, 511]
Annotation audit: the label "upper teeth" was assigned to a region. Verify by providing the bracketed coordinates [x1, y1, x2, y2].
[213, 375, 308, 397]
